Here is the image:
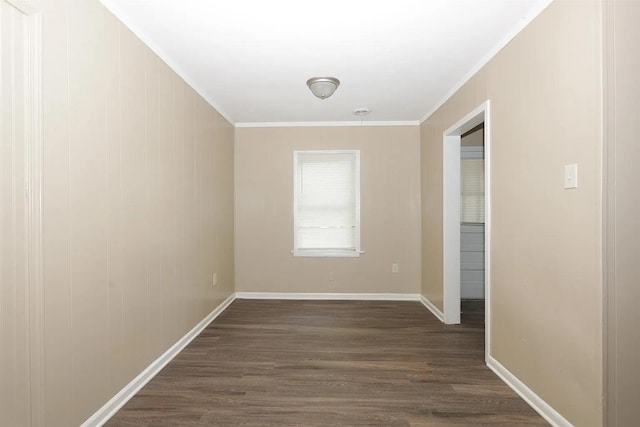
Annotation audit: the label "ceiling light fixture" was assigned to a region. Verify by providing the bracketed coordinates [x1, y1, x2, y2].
[306, 77, 340, 100]
[353, 108, 371, 116]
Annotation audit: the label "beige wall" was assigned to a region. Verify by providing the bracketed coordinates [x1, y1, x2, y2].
[421, 1, 602, 425]
[35, 0, 235, 425]
[604, 1, 640, 425]
[235, 126, 421, 294]
[6, 0, 628, 425]
[0, 2, 30, 425]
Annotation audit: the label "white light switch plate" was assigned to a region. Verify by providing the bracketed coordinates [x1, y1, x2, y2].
[564, 164, 578, 189]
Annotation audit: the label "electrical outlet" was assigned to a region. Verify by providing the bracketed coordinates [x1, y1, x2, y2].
[328, 272, 335, 282]
[212, 273, 217, 287]
[392, 263, 399, 273]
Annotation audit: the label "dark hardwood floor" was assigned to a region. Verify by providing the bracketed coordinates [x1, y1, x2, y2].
[107, 299, 547, 426]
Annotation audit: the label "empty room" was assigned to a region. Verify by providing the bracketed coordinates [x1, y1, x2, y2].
[1, 0, 638, 426]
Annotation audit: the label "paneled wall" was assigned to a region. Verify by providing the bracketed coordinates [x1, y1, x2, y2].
[421, 1, 602, 425]
[235, 126, 421, 295]
[38, 0, 235, 425]
[604, 1, 640, 425]
[0, 1, 30, 425]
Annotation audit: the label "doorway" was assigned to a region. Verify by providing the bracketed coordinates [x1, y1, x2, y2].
[460, 123, 485, 325]
[442, 101, 490, 359]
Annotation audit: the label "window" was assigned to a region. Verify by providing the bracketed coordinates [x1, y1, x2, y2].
[293, 150, 360, 257]
[460, 157, 485, 223]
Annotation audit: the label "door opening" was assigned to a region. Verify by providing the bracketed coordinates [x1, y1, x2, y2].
[443, 101, 491, 360]
[460, 124, 485, 325]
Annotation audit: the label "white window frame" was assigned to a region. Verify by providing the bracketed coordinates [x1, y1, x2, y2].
[293, 150, 361, 257]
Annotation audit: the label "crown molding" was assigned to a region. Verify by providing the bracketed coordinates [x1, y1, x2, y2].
[419, 0, 554, 124]
[99, 0, 236, 126]
[235, 120, 419, 128]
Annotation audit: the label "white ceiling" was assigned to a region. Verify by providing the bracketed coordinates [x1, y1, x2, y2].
[100, 0, 552, 126]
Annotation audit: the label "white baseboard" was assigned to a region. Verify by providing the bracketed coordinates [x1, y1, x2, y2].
[80, 292, 569, 427]
[81, 293, 236, 427]
[486, 356, 573, 427]
[234, 292, 420, 301]
[419, 295, 445, 322]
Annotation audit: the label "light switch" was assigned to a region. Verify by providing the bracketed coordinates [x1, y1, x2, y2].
[564, 164, 578, 189]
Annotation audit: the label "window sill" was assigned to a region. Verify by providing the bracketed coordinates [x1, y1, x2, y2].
[292, 250, 363, 258]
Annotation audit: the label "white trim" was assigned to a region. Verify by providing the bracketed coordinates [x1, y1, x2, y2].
[483, 105, 492, 361]
[103, 0, 554, 129]
[419, 0, 553, 124]
[442, 102, 491, 355]
[79, 291, 498, 426]
[235, 120, 419, 128]
[235, 292, 420, 301]
[443, 102, 488, 137]
[292, 250, 361, 258]
[419, 295, 445, 323]
[293, 150, 361, 257]
[487, 356, 573, 427]
[236, 292, 447, 322]
[443, 133, 461, 325]
[80, 294, 236, 427]
[98, 0, 236, 126]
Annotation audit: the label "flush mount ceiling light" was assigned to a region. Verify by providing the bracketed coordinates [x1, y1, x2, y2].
[306, 77, 340, 100]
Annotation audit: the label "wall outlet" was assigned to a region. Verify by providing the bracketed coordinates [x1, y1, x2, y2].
[212, 273, 217, 287]
[328, 271, 335, 282]
[392, 263, 399, 273]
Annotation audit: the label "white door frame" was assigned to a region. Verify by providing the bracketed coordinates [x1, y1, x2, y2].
[442, 100, 491, 358]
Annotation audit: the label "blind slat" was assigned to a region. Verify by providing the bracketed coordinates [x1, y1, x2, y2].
[294, 151, 359, 252]
[461, 158, 485, 223]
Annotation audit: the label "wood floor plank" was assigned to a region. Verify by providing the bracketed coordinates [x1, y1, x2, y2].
[106, 300, 548, 426]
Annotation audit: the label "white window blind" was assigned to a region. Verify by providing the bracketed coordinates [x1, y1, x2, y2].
[293, 150, 360, 257]
[461, 158, 485, 223]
